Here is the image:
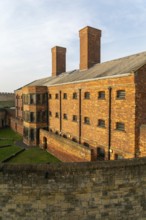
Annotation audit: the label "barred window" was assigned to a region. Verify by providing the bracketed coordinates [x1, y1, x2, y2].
[23, 127, 29, 138]
[84, 92, 90, 99]
[55, 112, 59, 118]
[73, 92, 77, 99]
[72, 115, 77, 122]
[83, 142, 90, 148]
[36, 94, 41, 104]
[30, 112, 35, 122]
[49, 111, 52, 117]
[98, 119, 105, 128]
[84, 117, 90, 125]
[30, 128, 35, 141]
[63, 113, 68, 120]
[115, 154, 124, 160]
[49, 94, 52, 99]
[116, 122, 125, 131]
[42, 111, 47, 122]
[98, 91, 105, 99]
[42, 93, 47, 103]
[116, 90, 125, 99]
[55, 93, 59, 99]
[63, 93, 67, 99]
[30, 94, 36, 104]
[37, 111, 41, 122]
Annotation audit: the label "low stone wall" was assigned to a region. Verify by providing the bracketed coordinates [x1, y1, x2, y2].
[1, 158, 146, 219]
[10, 117, 23, 135]
[40, 129, 91, 162]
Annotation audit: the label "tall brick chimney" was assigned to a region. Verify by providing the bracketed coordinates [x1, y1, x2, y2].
[79, 26, 101, 71]
[52, 46, 66, 76]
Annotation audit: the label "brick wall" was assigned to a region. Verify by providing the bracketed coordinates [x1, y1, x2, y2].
[1, 159, 146, 219]
[39, 129, 91, 162]
[10, 117, 23, 135]
[48, 74, 136, 159]
[135, 64, 146, 156]
[15, 90, 23, 120]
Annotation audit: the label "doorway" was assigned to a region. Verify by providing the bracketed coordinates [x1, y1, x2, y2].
[43, 137, 48, 150]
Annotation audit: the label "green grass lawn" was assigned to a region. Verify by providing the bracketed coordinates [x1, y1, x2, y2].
[0, 146, 22, 162]
[0, 128, 22, 140]
[0, 127, 22, 147]
[0, 139, 13, 147]
[0, 127, 60, 164]
[8, 147, 60, 164]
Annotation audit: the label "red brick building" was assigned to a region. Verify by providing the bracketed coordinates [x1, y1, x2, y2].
[11, 26, 146, 162]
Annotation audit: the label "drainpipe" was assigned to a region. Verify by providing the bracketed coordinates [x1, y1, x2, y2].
[79, 89, 82, 144]
[59, 91, 62, 133]
[48, 91, 50, 130]
[108, 87, 112, 160]
[46, 92, 49, 130]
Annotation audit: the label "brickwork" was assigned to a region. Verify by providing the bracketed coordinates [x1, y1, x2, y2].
[15, 89, 23, 120]
[12, 25, 146, 161]
[135, 65, 146, 156]
[1, 159, 146, 219]
[48, 74, 136, 160]
[52, 46, 66, 76]
[40, 129, 91, 162]
[10, 117, 23, 135]
[79, 26, 101, 70]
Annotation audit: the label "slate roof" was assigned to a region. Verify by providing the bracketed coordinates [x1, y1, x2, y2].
[20, 51, 146, 89]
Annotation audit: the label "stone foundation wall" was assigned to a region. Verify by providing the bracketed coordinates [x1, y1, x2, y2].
[1, 159, 146, 219]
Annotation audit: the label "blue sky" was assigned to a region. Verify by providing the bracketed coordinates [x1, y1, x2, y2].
[0, 0, 146, 92]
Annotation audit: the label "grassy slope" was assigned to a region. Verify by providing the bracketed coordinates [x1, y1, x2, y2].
[0, 146, 21, 162]
[0, 128, 60, 164]
[0, 128, 22, 140]
[9, 148, 60, 164]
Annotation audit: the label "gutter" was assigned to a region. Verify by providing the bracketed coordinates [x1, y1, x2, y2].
[45, 72, 133, 88]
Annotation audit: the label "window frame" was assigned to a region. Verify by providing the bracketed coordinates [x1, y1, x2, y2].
[55, 112, 59, 118]
[116, 122, 125, 131]
[63, 93, 67, 99]
[98, 91, 105, 100]
[116, 90, 126, 100]
[73, 92, 78, 99]
[72, 115, 77, 122]
[98, 119, 105, 128]
[49, 94, 52, 99]
[63, 113, 68, 120]
[55, 93, 59, 99]
[84, 92, 90, 99]
[84, 117, 90, 125]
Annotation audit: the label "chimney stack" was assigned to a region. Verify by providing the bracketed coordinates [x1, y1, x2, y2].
[79, 26, 101, 71]
[52, 46, 66, 77]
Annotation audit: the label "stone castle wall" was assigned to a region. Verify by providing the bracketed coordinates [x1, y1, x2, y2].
[0, 92, 14, 101]
[1, 158, 146, 220]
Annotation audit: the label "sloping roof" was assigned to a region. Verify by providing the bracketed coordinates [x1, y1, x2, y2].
[22, 51, 146, 88]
